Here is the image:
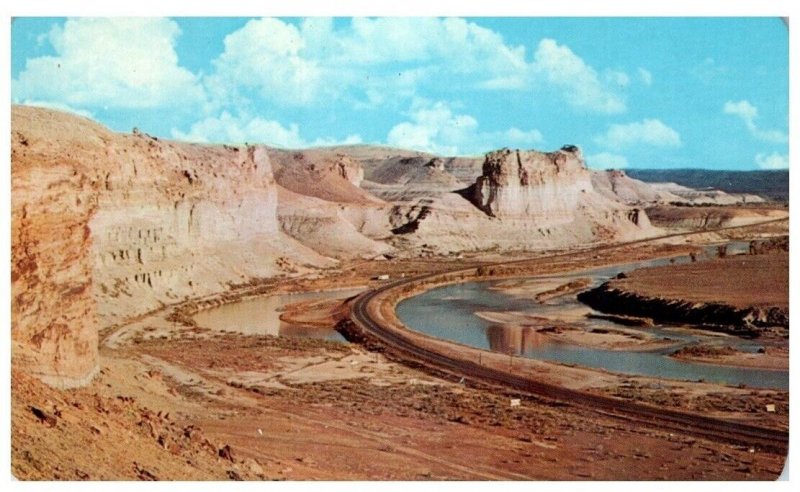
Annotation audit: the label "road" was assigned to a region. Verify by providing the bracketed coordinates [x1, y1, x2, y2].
[348, 218, 789, 454]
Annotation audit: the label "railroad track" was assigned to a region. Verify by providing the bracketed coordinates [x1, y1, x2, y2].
[348, 218, 790, 454]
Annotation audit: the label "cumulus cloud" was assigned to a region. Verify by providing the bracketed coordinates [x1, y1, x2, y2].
[533, 39, 626, 114]
[13, 18, 204, 110]
[723, 100, 788, 143]
[206, 17, 530, 110]
[594, 119, 681, 151]
[586, 152, 629, 169]
[754, 152, 789, 170]
[206, 18, 322, 107]
[723, 100, 758, 123]
[386, 99, 543, 156]
[172, 112, 361, 149]
[206, 18, 627, 115]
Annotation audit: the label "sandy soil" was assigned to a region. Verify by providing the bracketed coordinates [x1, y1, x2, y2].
[609, 251, 788, 310]
[12, 328, 788, 480]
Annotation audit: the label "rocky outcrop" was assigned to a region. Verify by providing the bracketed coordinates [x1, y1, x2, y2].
[269, 149, 375, 203]
[473, 147, 593, 223]
[11, 123, 100, 388]
[11, 105, 330, 387]
[577, 284, 787, 338]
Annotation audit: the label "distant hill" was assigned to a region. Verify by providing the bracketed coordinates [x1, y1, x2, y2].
[626, 169, 789, 202]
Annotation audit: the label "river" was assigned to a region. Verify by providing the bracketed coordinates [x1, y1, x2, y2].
[193, 287, 366, 342]
[396, 244, 788, 390]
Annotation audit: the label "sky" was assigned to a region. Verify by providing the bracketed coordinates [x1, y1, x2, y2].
[9, 17, 789, 170]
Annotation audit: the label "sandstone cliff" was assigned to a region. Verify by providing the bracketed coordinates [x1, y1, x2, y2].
[11, 113, 100, 388]
[11, 106, 330, 386]
[473, 147, 596, 224]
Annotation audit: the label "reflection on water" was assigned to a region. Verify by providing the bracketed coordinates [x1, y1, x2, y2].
[193, 287, 365, 342]
[486, 325, 549, 354]
[397, 244, 788, 390]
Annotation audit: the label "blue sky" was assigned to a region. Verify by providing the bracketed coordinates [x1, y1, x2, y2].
[10, 17, 789, 170]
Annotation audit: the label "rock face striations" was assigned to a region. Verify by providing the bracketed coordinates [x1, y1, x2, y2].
[11, 112, 101, 388]
[473, 146, 592, 223]
[11, 106, 328, 386]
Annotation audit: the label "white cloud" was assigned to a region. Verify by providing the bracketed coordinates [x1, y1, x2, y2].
[329, 17, 528, 76]
[386, 99, 543, 156]
[754, 152, 789, 170]
[637, 68, 653, 86]
[207, 17, 530, 110]
[723, 100, 788, 143]
[207, 18, 321, 107]
[587, 152, 629, 169]
[13, 18, 204, 110]
[206, 19, 627, 115]
[723, 100, 758, 122]
[533, 39, 626, 114]
[604, 70, 630, 88]
[172, 112, 304, 147]
[594, 119, 681, 150]
[691, 57, 727, 83]
[172, 112, 362, 149]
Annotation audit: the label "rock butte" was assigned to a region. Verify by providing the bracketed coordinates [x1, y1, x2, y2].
[9, 105, 769, 388]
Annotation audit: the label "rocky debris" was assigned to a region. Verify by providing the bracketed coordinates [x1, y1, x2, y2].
[335, 319, 386, 353]
[29, 406, 57, 427]
[219, 444, 235, 462]
[133, 462, 158, 481]
[226, 469, 243, 481]
[11, 367, 271, 480]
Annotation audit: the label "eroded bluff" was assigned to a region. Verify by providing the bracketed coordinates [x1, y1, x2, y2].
[11, 105, 328, 388]
[473, 146, 593, 223]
